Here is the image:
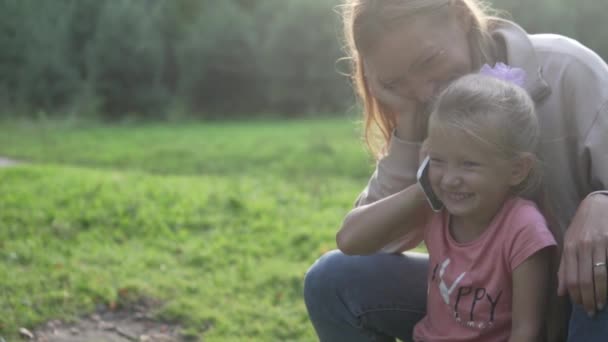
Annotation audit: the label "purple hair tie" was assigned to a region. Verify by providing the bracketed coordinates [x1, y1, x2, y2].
[479, 62, 527, 87]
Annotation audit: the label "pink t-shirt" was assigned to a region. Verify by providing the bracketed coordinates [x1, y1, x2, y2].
[412, 197, 557, 342]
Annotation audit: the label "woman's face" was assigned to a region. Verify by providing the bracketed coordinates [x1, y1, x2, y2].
[364, 7, 474, 106]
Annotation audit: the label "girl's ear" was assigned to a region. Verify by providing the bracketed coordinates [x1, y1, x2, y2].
[509, 153, 534, 186]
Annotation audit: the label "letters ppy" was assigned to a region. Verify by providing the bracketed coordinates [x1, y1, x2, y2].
[430, 258, 503, 330]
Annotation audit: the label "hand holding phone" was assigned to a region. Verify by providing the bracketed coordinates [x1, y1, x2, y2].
[416, 156, 444, 212]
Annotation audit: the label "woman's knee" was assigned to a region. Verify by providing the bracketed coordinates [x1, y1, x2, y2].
[303, 249, 429, 305]
[304, 250, 347, 302]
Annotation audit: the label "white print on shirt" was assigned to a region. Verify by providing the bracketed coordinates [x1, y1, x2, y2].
[437, 258, 466, 305]
[431, 259, 503, 330]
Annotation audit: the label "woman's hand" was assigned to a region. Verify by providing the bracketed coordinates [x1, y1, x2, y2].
[365, 67, 428, 142]
[365, 64, 413, 114]
[558, 193, 608, 316]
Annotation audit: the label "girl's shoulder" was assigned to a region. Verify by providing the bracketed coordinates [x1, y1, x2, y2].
[499, 197, 557, 270]
[498, 197, 547, 230]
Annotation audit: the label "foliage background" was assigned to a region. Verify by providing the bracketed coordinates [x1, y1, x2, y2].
[2, 1, 608, 340]
[0, 0, 606, 121]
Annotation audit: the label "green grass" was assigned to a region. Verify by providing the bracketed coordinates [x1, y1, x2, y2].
[0, 117, 391, 341]
[0, 118, 374, 179]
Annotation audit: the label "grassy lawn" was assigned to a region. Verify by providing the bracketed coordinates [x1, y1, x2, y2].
[0, 117, 392, 341]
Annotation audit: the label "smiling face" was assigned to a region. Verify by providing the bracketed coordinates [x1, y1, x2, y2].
[363, 5, 473, 105]
[426, 121, 519, 230]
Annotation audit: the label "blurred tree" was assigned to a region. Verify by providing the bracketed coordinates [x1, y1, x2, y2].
[157, 0, 205, 95]
[255, 0, 351, 115]
[0, 0, 605, 120]
[0, 0, 25, 112]
[175, 1, 260, 117]
[88, 0, 169, 119]
[0, 0, 79, 115]
[66, 0, 103, 81]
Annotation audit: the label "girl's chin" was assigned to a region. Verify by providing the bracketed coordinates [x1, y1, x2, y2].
[441, 194, 476, 211]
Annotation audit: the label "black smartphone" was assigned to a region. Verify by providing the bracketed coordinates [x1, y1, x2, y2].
[416, 156, 444, 212]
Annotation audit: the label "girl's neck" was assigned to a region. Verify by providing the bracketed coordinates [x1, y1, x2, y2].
[449, 216, 488, 243]
[448, 198, 509, 243]
[449, 216, 490, 243]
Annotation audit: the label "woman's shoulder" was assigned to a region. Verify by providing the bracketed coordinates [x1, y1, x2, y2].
[494, 19, 608, 83]
[491, 19, 608, 103]
[530, 33, 608, 72]
[531, 32, 608, 115]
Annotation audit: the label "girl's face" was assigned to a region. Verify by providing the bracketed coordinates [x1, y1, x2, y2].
[426, 122, 520, 230]
[364, 6, 473, 106]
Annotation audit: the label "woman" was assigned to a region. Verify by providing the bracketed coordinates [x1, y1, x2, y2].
[304, 0, 608, 341]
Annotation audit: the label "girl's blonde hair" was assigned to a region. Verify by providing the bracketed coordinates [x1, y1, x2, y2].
[339, 0, 499, 157]
[431, 74, 564, 336]
[429, 74, 562, 249]
[429, 74, 541, 198]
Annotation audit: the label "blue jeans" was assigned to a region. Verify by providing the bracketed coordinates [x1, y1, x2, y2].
[568, 303, 608, 341]
[304, 249, 608, 342]
[303, 250, 427, 342]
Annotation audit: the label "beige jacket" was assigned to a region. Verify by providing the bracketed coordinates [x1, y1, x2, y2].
[356, 20, 608, 253]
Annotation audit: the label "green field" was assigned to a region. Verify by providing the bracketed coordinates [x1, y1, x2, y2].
[0, 118, 382, 341]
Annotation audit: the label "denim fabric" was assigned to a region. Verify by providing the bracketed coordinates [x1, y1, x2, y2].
[304, 249, 608, 341]
[303, 250, 428, 342]
[568, 303, 608, 342]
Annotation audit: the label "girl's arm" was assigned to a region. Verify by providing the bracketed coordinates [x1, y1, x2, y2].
[509, 247, 553, 342]
[337, 182, 432, 255]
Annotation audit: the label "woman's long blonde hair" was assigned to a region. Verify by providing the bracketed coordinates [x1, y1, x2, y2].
[339, 0, 499, 157]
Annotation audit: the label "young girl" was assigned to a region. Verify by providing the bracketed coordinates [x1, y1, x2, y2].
[306, 1, 608, 341]
[336, 70, 558, 341]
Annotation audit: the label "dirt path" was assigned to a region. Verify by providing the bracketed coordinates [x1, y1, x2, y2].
[0, 160, 190, 341]
[0, 157, 18, 167]
[29, 301, 186, 341]
[31, 310, 183, 341]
